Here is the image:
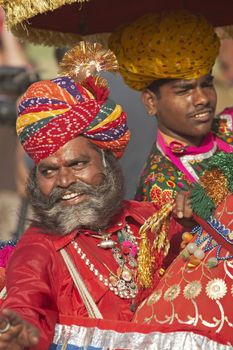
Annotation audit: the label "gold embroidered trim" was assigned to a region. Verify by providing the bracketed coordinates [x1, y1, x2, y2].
[164, 284, 181, 302]
[183, 281, 202, 300]
[205, 278, 227, 300]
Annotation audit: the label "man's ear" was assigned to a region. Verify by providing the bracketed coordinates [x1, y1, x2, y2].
[141, 89, 158, 116]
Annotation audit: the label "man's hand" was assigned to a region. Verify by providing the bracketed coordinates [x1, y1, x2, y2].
[0, 309, 39, 350]
[173, 191, 196, 228]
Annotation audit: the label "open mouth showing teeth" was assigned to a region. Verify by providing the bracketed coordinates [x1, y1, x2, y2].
[193, 111, 210, 119]
[61, 192, 83, 200]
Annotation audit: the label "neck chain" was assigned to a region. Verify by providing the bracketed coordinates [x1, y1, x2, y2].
[84, 230, 117, 249]
[71, 224, 138, 299]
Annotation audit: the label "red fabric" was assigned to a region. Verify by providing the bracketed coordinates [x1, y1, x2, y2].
[22, 99, 102, 164]
[134, 228, 233, 346]
[1, 200, 159, 350]
[29, 0, 233, 35]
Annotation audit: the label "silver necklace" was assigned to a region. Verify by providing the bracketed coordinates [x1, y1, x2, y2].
[71, 224, 138, 299]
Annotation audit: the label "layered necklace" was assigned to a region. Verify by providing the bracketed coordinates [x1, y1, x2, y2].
[71, 223, 139, 299]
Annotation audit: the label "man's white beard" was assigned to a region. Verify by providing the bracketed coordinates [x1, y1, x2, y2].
[48, 195, 117, 233]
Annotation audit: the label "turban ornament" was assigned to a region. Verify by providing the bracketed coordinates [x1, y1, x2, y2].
[16, 42, 130, 163]
[109, 10, 220, 90]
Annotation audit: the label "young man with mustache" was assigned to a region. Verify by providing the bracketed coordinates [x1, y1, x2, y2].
[108, 11, 233, 347]
[0, 42, 192, 349]
[109, 10, 233, 264]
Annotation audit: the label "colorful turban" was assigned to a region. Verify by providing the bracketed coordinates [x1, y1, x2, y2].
[16, 76, 130, 163]
[109, 10, 220, 90]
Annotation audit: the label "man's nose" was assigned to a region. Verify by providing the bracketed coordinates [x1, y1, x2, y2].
[56, 168, 76, 188]
[192, 87, 209, 106]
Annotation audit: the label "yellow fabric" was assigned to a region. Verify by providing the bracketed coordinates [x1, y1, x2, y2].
[90, 104, 123, 131]
[109, 10, 220, 91]
[16, 108, 70, 133]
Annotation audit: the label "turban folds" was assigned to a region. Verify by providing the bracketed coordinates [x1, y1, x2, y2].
[109, 10, 220, 90]
[16, 76, 130, 163]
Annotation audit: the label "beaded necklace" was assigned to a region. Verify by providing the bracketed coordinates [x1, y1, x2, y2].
[181, 225, 233, 269]
[71, 223, 138, 299]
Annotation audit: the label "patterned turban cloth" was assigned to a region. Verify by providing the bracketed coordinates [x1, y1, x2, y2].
[16, 76, 130, 163]
[109, 10, 220, 90]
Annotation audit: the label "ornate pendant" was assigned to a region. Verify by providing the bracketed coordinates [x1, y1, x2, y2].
[121, 268, 133, 282]
[98, 235, 116, 249]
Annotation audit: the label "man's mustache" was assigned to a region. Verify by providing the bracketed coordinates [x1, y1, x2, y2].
[43, 181, 98, 208]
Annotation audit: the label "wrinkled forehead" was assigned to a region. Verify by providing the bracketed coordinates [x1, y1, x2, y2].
[37, 136, 101, 166]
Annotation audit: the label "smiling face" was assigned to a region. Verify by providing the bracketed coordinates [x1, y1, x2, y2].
[142, 74, 217, 146]
[28, 136, 125, 234]
[36, 136, 104, 205]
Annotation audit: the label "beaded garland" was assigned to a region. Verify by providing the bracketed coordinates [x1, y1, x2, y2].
[181, 225, 233, 270]
[72, 224, 139, 299]
[207, 216, 233, 246]
[179, 152, 233, 268]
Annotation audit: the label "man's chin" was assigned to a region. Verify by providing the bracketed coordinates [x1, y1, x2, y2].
[51, 204, 101, 234]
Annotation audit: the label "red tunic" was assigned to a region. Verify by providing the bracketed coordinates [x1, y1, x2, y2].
[1, 200, 159, 349]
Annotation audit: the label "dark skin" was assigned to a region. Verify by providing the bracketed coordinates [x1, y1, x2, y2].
[141, 74, 217, 147]
[0, 136, 194, 348]
[36, 136, 104, 206]
[0, 309, 39, 349]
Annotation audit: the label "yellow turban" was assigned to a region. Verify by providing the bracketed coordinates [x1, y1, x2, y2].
[109, 10, 220, 90]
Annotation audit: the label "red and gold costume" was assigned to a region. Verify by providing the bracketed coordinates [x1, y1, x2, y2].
[2, 200, 162, 349]
[134, 224, 233, 348]
[0, 42, 173, 349]
[134, 153, 233, 349]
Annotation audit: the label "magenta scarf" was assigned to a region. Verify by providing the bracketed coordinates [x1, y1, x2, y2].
[157, 130, 233, 183]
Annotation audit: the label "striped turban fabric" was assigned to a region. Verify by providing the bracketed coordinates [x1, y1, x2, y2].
[16, 76, 130, 163]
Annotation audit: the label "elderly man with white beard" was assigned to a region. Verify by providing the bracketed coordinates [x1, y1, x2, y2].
[0, 42, 192, 350]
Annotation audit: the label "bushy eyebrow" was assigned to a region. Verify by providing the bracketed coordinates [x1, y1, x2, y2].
[38, 155, 90, 171]
[172, 75, 214, 89]
[65, 156, 90, 167]
[172, 81, 195, 89]
[37, 164, 59, 172]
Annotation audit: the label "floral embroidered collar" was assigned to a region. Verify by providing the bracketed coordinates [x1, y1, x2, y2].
[156, 130, 232, 182]
[158, 130, 215, 156]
